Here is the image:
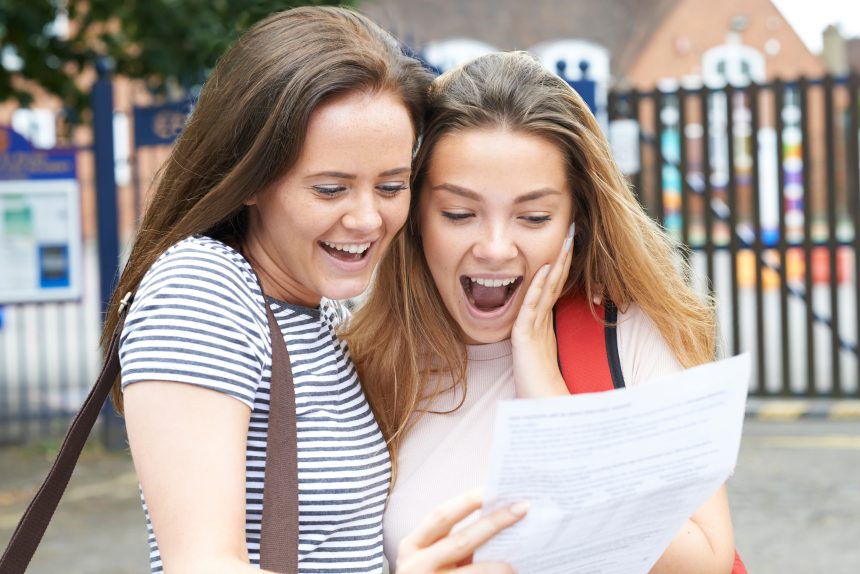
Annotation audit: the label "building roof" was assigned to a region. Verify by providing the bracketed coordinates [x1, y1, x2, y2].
[358, 0, 680, 74]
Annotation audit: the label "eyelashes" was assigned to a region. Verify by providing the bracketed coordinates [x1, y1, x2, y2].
[311, 184, 409, 197]
[378, 184, 409, 196]
[441, 212, 553, 225]
[312, 185, 346, 196]
[521, 215, 551, 223]
[441, 211, 473, 221]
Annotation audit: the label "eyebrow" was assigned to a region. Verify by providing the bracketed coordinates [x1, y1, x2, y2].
[307, 167, 411, 179]
[431, 183, 563, 203]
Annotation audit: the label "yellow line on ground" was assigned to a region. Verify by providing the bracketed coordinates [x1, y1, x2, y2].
[751, 435, 860, 449]
[756, 401, 809, 421]
[830, 401, 860, 421]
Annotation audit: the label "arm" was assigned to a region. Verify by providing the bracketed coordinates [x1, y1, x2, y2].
[124, 381, 274, 574]
[650, 486, 735, 574]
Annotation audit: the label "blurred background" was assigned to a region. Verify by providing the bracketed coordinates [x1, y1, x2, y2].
[0, 0, 859, 572]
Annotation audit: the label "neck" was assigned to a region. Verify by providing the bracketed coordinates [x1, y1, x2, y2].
[241, 234, 321, 308]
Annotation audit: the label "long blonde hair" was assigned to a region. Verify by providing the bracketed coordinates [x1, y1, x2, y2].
[343, 52, 716, 475]
[102, 6, 431, 412]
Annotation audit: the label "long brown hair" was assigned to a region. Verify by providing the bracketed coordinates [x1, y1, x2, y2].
[103, 6, 432, 412]
[343, 51, 716, 475]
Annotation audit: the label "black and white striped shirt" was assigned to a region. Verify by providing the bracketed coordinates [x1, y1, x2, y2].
[120, 235, 390, 573]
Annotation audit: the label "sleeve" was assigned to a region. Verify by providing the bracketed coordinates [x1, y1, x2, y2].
[118, 242, 269, 409]
[616, 302, 684, 387]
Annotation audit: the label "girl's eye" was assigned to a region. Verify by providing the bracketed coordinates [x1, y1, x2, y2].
[520, 215, 552, 224]
[378, 183, 408, 196]
[441, 211, 474, 221]
[312, 185, 347, 197]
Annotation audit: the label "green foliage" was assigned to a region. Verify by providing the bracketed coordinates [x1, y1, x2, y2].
[0, 0, 349, 120]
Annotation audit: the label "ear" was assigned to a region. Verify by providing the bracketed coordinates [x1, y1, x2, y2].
[244, 195, 258, 206]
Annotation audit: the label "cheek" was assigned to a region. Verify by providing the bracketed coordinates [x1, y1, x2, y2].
[386, 195, 411, 230]
[421, 230, 455, 283]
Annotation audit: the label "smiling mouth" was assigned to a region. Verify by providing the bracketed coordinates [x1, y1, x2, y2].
[460, 276, 523, 312]
[320, 240, 373, 262]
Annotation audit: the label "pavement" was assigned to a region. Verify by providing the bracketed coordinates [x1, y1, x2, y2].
[1, 418, 859, 573]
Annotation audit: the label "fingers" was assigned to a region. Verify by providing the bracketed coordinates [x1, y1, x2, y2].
[531, 222, 575, 325]
[545, 222, 575, 301]
[400, 488, 484, 551]
[418, 502, 529, 569]
[516, 263, 550, 328]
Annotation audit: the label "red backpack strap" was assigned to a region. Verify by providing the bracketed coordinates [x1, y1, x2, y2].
[554, 294, 624, 394]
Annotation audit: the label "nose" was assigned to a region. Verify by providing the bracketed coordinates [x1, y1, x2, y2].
[341, 189, 383, 233]
[471, 222, 518, 262]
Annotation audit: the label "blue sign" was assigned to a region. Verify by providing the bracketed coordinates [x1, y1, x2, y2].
[0, 127, 76, 180]
[133, 101, 192, 147]
[39, 244, 71, 288]
[556, 60, 597, 115]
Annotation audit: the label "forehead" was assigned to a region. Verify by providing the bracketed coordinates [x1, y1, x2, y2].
[424, 128, 569, 198]
[296, 90, 415, 168]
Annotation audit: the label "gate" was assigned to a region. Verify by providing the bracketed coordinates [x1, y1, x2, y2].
[608, 74, 859, 397]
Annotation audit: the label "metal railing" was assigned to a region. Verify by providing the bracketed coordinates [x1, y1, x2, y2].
[609, 74, 860, 397]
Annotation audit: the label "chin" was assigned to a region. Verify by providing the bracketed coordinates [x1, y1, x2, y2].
[461, 325, 512, 345]
[321, 280, 370, 302]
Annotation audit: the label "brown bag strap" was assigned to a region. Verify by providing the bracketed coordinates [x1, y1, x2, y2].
[0, 299, 127, 574]
[259, 302, 299, 573]
[0, 290, 299, 574]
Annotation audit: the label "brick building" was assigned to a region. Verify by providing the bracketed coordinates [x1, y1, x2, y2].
[360, 0, 826, 87]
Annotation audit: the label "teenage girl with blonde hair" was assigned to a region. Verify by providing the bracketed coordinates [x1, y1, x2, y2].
[345, 51, 735, 573]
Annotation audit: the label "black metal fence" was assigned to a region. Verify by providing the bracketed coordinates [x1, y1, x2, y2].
[609, 74, 859, 397]
[2, 73, 859, 446]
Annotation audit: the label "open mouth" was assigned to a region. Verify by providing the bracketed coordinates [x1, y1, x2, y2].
[460, 275, 523, 313]
[319, 240, 373, 263]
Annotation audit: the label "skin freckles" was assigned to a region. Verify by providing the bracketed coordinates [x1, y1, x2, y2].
[243, 90, 415, 306]
[419, 128, 574, 344]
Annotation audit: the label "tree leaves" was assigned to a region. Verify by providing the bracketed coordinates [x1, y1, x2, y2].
[0, 0, 347, 121]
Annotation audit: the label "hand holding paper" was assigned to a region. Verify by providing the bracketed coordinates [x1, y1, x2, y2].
[474, 354, 750, 574]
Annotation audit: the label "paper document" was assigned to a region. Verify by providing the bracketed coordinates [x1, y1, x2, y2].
[474, 354, 750, 574]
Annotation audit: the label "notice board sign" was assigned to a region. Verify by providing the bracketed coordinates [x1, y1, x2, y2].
[0, 127, 81, 303]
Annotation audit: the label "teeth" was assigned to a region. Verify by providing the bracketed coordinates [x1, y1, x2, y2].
[470, 277, 517, 287]
[322, 241, 371, 254]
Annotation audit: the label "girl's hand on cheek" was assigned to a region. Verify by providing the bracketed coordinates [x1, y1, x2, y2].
[511, 223, 574, 399]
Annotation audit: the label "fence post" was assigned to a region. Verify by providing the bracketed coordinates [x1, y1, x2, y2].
[91, 56, 126, 449]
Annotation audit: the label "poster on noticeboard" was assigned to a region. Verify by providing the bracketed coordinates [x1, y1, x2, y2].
[0, 127, 82, 304]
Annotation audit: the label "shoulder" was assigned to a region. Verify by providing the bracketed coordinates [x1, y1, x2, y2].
[142, 236, 256, 293]
[615, 301, 683, 386]
[120, 236, 269, 407]
[124, 235, 269, 354]
[135, 236, 263, 314]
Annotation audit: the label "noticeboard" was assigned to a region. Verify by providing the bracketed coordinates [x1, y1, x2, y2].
[0, 127, 81, 303]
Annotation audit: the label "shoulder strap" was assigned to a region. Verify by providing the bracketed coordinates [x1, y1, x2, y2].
[259, 302, 299, 573]
[0, 291, 298, 574]
[0, 300, 128, 574]
[554, 294, 625, 394]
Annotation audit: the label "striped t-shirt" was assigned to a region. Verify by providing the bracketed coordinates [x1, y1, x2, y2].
[119, 235, 390, 573]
